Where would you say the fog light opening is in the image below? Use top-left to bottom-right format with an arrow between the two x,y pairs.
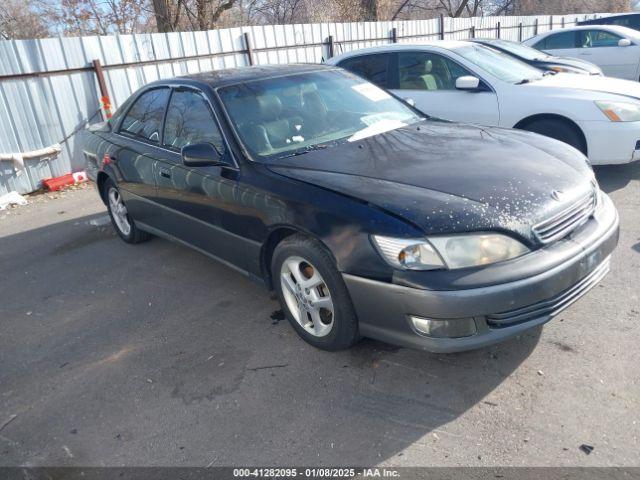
409,315 -> 477,339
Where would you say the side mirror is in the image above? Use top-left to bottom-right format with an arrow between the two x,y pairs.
618,38 -> 632,47
181,143 -> 223,167
403,97 -> 416,107
455,76 -> 481,91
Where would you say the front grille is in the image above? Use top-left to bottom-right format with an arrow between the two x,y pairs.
486,257 -> 610,328
532,190 -> 597,244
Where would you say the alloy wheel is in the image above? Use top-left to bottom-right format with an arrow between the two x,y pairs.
108,187 -> 132,236
280,255 -> 334,337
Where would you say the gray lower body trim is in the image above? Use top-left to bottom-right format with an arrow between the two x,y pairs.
343,198 -> 620,353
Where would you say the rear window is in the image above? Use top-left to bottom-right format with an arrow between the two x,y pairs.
537,31 -> 577,50
119,88 -> 170,143
338,54 -> 390,88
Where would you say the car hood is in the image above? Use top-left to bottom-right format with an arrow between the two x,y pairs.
541,56 -> 603,75
529,72 -> 640,99
267,121 -> 595,244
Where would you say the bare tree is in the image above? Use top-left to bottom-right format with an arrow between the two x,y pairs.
392,0 -> 481,19
0,0 -> 50,39
39,0 -> 152,36
514,0 -> 630,14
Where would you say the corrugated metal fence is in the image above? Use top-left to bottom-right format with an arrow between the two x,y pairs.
0,13 -> 606,195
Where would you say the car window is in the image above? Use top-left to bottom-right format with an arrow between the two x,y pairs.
581,29 -> 623,48
539,31 -> 577,50
218,69 -> 422,159
397,51 -> 473,91
119,88 -> 170,143
337,54 -> 390,88
163,90 -> 226,154
611,17 -> 632,27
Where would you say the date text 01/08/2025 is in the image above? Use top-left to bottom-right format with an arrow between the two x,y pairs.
232,468 -> 400,477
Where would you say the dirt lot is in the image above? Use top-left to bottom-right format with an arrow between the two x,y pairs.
0,163 -> 638,467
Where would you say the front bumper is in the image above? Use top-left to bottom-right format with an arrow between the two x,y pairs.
581,120 -> 640,165
343,194 -> 619,353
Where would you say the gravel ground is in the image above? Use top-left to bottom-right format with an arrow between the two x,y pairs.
0,163 -> 638,467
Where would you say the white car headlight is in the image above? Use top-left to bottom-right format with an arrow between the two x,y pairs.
372,233 -> 529,270
595,100 -> 640,122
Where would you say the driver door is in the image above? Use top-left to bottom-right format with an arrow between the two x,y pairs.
388,51 -> 500,126
151,87 -> 247,270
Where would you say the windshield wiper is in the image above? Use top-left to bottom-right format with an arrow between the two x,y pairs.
515,76 -> 544,85
278,143 -> 329,159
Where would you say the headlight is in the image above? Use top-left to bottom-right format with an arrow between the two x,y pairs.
372,233 -> 529,270
595,100 -> 640,122
372,236 -> 445,270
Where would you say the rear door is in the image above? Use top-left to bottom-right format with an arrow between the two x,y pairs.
577,29 -> 640,79
152,87 -> 248,270
113,87 -> 170,228
534,30 -> 580,58
388,50 -> 500,125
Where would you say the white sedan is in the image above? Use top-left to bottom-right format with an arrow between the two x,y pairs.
523,25 -> 640,81
327,41 -> 640,165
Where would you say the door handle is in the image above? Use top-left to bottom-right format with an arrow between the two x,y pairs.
159,168 -> 171,179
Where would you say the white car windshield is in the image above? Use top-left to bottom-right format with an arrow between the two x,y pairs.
217,69 -> 423,160
607,25 -> 640,41
485,39 -> 551,61
455,44 -> 544,84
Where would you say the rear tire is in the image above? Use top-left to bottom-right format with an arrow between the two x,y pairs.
104,178 -> 152,244
272,234 -> 359,351
520,118 -> 587,155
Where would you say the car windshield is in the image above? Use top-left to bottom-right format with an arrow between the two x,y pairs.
217,69 -> 423,160
484,39 -> 551,61
608,25 -> 640,41
454,44 -> 544,84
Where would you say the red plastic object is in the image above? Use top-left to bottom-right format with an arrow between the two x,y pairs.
42,171 -> 88,191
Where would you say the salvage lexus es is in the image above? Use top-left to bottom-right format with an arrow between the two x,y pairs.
80,64 -> 619,353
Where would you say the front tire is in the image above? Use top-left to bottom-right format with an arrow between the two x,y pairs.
272,234 -> 359,351
104,179 -> 151,244
520,118 -> 587,155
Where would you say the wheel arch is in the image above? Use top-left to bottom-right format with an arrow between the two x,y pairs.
513,113 -> 588,155
96,171 -> 113,205
260,225 -> 337,291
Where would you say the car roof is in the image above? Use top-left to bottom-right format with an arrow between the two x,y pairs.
529,24 -> 639,38
581,12 -> 640,21
328,40 -> 471,62
148,63 -> 335,89
470,38 -> 517,45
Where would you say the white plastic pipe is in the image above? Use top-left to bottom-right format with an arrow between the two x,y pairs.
0,144 -> 62,174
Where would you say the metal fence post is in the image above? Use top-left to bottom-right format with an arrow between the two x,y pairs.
92,59 -> 111,120
243,32 -> 254,66
549,15 -> 553,30
439,14 -> 445,40
561,17 -> 565,28
327,35 -> 335,59
391,27 -> 397,43
470,26 -> 475,39
518,22 -> 523,42
497,21 -> 501,39
534,18 -> 539,36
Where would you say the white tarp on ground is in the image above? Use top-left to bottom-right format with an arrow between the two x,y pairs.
0,191 -> 28,210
